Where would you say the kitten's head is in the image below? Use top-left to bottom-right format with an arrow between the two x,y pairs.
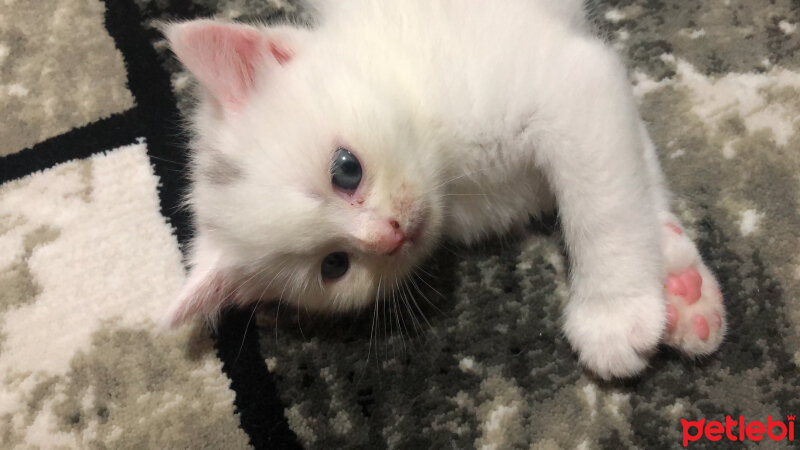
163,20 -> 444,327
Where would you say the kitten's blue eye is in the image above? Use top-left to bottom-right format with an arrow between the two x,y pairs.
331,148 -> 362,191
321,252 -> 349,279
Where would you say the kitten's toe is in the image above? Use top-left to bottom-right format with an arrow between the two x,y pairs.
662,263 -> 726,355
564,293 -> 664,380
577,337 -> 650,380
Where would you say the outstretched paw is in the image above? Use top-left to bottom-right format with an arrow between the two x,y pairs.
661,221 -> 726,355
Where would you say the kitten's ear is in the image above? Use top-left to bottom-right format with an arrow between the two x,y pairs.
164,20 -> 299,111
163,237 -> 239,328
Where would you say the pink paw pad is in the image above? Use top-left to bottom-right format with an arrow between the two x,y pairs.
665,223 -> 683,235
692,314 -> 710,340
666,267 -> 703,304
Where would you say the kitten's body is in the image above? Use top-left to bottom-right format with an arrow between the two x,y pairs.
165,0 -> 726,379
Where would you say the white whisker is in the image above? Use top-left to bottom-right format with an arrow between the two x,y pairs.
409,273 -> 443,320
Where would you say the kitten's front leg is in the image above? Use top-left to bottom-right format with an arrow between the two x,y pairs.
555,174 -> 666,380
533,38 -> 668,378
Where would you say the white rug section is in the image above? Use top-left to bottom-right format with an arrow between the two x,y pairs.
0,142 -> 185,375
0,142 -> 199,448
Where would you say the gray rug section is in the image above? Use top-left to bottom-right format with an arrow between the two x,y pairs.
0,0 -> 134,156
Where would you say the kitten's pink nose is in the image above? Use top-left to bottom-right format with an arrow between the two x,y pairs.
373,219 -> 406,255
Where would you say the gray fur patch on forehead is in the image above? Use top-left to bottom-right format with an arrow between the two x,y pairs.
199,151 -> 244,185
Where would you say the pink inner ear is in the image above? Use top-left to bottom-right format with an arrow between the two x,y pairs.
269,42 -> 293,65
165,270 -> 235,328
168,21 -> 292,111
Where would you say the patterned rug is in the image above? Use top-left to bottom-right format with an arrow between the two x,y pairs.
2,0 -> 799,448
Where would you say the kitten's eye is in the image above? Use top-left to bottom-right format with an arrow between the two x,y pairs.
331,148 -> 362,192
321,252 -> 349,279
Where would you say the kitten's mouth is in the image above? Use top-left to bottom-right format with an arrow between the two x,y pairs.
387,221 -> 424,256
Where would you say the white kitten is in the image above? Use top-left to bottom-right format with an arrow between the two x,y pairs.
163,0 -> 726,379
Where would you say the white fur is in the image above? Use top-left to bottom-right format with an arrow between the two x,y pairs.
165,0 -> 726,379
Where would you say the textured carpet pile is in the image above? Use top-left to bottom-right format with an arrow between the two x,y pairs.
1,0 -> 799,448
